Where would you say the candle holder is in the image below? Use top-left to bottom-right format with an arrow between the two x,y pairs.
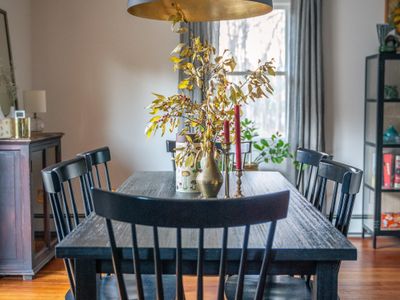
234,169 -> 244,198
222,142 -> 231,198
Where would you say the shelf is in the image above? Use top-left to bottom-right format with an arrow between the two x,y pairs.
382,144 -> 400,148
379,228 -> 400,232
365,183 -> 400,193
366,98 -> 400,103
384,99 -> 400,103
381,188 -> 400,193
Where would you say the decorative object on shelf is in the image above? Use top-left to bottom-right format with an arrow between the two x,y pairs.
23,90 -> 47,132
384,85 -> 399,99
383,153 -> 394,188
377,24 -> 398,53
13,117 -> 30,139
383,125 -> 399,144
386,0 -> 400,34
223,120 -> 231,198
386,0 -> 400,52
14,110 -> 25,118
127,0 -> 273,22
195,141 -> 223,198
175,134 -> 200,193
6,105 -> 15,118
0,9 -> 18,117
394,155 -> 400,188
381,212 -> 400,230
0,118 -> 12,138
145,10 -> 276,198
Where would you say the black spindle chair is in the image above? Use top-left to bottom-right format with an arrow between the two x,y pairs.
312,159 -> 363,237
166,140 -> 177,171
295,148 -> 331,201
92,189 -> 292,300
79,146 -> 112,191
42,157 -> 93,299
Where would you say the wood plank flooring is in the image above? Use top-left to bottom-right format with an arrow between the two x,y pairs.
0,237 -> 399,299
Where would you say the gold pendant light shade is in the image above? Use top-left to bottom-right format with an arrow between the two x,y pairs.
127,0 -> 273,22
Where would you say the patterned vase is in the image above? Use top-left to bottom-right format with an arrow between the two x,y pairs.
175,135 -> 200,193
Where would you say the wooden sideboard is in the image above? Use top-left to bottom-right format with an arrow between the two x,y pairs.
0,133 -> 63,279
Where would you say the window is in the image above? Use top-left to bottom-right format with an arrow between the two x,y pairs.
219,2 -> 289,138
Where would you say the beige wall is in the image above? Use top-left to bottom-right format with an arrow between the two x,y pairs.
31,0 -> 178,185
2,0 -> 388,233
0,0 -> 32,106
324,0 -> 385,233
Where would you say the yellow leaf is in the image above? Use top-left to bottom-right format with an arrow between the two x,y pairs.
145,123 -> 156,138
171,43 -> 185,55
152,93 -> 166,100
178,79 -> 190,89
170,56 -> 182,64
185,135 -> 193,144
149,116 -> 161,123
268,68 -> 276,76
185,154 -> 194,168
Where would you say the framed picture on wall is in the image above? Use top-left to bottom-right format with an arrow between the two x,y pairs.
385,0 -> 400,23
0,8 -> 17,115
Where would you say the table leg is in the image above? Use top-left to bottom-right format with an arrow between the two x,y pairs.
313,261 -> 340,300
75,259 -> 97,300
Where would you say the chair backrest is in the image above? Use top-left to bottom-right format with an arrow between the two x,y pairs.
295,147 -> 331,201
312,159 -> 363,236
42,157 -> 93,239
166,140 -> 223,171
79,146 -> 112,190
93,189 -> 290,300
166,140 -> 177,171
41,157 -> 92,298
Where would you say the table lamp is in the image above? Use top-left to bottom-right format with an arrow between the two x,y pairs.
23,90 -> 47,132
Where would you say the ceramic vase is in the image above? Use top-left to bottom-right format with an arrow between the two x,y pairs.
175,135 -> 200,193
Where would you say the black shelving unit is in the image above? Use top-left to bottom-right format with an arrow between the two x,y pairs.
362,53 -> 400,248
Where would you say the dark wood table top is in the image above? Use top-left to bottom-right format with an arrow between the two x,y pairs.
56,171 -> 356,262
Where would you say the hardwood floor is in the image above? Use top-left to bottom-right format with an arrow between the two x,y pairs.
0,237 -> 399,299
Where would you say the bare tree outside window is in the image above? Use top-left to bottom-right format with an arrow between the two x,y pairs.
219,7 -> 288,138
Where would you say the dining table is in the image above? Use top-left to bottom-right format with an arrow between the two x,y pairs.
56,171 -> 357,300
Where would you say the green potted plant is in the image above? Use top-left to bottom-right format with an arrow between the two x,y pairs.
241,118 -> 292,170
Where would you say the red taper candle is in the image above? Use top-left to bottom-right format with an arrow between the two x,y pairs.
234,105 -> 242,170
223,120 -> 230,144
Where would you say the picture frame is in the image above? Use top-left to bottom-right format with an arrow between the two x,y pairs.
0,9 -> 17,115
14,110 -> 25,119
385,0 -> 400,23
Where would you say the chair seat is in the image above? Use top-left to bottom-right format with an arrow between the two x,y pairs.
98,274 -> 176,300
225,275 -> 311,300
64,275 -> 177,300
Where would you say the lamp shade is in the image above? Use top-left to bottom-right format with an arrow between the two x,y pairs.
23,90 -> 47,113
127,0 -> 273,22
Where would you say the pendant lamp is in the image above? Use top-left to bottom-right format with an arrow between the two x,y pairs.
127,0 -> 273,22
